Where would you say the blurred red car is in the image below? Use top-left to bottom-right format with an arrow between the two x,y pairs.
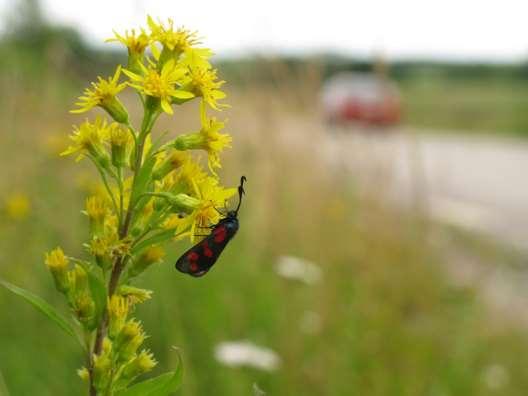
321,72 -> 401,126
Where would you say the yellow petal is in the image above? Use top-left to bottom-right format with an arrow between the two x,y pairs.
161,100 -> 173,114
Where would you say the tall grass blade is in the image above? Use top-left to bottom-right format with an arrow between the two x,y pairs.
0,279 -> 79,345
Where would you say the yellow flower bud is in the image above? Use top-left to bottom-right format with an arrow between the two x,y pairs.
121,349 -> 157,381
74,293 -> 95,327
90,237 -> 112,271
45,247 -> 70,294
109,123 -> 131,168
153,192 -> 200,213
108,295 -> 129,339
115,320 -> 145,362
144,245 -> 165,262
152,150 -> 190,180
128,246 -> 165,278
77,367 -> 90,382
67,265 -> 95,327
172,133 -> 204,151
85,195 -> 107,236
68,265 -> 88,292
136,349 -> 157,371
103,96 -> 129,124
93,350 -> 112,392
118,285 -> 153,305
102,337 -> 113,354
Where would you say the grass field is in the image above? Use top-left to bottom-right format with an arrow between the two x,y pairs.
2,52 -> 528,396
400,77 -> 528,135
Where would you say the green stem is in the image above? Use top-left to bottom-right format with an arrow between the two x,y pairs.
137,192 -> 171,203
129,205 -> 172,253
85,331 -> 96,396
91,159 -> 119,219
91,109 -> 159,386
121,110 -> 160,238
117,167 -> 124,229
125,121 -> 138,147
131,226 -> 154,249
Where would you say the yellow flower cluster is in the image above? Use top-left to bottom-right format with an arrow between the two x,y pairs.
64,16 -> 234,243
49,16 -> 238,394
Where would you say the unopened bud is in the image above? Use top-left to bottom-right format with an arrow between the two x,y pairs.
115,320 -> 145,362
128,246 -> 165,278
108,295 -> 129,339
77,367 -> 90,382
172,132 -> 204,151
93,348 -> 112,392
152,150 -> 189,180
118,285 -> 153,305
70,265 -> 89,295
45,247 -> 70,294
109,123 -> 131,168
121,349 -> 157,381
74,293 -> 95,328
154,192 -> 200,213
90,237 -> 112,271
103,96 -> 129,124
85,196 -> 107,236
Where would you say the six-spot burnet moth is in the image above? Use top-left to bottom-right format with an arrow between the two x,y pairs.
175,176 -> 247,277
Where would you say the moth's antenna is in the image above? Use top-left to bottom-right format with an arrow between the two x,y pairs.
235,176 -> 247,215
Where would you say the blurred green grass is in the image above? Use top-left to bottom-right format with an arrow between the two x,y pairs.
400,77 -> 528,135
3,10 -> 528,392
2,63 -> 528,396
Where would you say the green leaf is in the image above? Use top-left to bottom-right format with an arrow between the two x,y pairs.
133,154 -> 157,202
131,229 -> 176,256
118,351 -> 183,396
130,153 -> 158,223
149,131 -> 170,155
0,279 -> 80,345
87,271 -> 107,330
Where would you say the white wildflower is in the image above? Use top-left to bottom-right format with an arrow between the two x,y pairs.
275,255 -> 322,284
482,364 -> 509,390
214,341 -> 281,371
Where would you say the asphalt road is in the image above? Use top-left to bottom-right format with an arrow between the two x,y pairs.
322,128 -> 528,250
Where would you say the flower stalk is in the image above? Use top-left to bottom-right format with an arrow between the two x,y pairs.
47,16 -> 236,395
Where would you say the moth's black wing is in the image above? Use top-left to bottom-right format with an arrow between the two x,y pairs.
175,219 -> 239,277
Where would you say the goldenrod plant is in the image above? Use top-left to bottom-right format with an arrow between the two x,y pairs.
1,16 -> 235,396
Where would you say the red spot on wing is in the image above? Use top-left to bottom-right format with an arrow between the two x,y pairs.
188,252 -> 199,261
189,262 -> 199,272
213,226 -> 227,243
203,241 -> 214,258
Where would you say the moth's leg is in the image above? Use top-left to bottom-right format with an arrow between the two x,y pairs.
213,206 -> 226,216
196,225 -> 216,229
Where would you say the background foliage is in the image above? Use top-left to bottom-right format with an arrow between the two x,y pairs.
2,1 -> 528,395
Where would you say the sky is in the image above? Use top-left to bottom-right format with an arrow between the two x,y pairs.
1,0 -> 528,61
